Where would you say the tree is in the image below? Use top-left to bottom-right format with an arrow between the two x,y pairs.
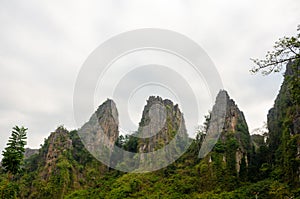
251,25 -> 300,104
250,25 -> 300,75
1,126 -> 27,176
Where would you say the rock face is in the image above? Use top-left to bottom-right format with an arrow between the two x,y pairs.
24,148 -> 39,159
138,96 -> 188,153
223,91 -> 250,146
201,90 -> 251,173
267,60 -> 300,185
268,60 -> 300,150
43,126 -> 72,178
222,90 -> 251,173
79,99 -> 119,167
136,96 -> 189,170
198,90 -> 228,158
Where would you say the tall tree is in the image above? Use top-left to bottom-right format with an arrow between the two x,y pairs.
2,126 -> 27,176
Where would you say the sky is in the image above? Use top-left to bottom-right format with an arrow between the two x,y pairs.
0,0 -> 299,157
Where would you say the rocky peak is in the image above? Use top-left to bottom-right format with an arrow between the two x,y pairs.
95,99 -> 119,147
267,60 -> 300,185
134,96 -> 189,170
200,90 -> 251,173
78,99 -> 119,167
43,126 -> 72,178
267,60 -> 300,151
222,91 -> 251,172
138,96 -> 188,153
222,91 -> 250,147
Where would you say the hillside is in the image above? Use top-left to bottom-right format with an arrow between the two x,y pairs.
0,61 -> 299,198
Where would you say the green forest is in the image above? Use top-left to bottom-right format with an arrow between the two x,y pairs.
0,29 -> 299,199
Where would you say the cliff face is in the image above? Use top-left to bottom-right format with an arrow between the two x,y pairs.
201,90 -> 251,174
135,96 -> 189,170
24,148 -> 39,159
42,126 -> 72,179
268,60 -> 300,150
78,99 -> 119,167
21,100 -> 120,198
138,96 -> 188,153
267,60 -> 300,185
223,91 -> 251,173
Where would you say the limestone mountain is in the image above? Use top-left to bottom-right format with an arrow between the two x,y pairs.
1,65 -> 299,198
16,99 -> 121,198
112,96 -> 190,172
199,90 -> 251,180
136,96 -> 189,171
79,99 -> 119,168
41,126 -> 73,179
17,126 -> 108,198
138,96 -> 188,152
266,59 -> 300,186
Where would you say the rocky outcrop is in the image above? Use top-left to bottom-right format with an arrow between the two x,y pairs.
43,126 -> 72,178
78,99 -> 119,167
200,90 -> 251,173
221,91 -> 251,151
267,59 -> 300,185
138,96 -> 188,153
223,90 -> 251,173
136,96 -> 189,170
198,90 -> 228,158
267,60 -> 300,150
24,148 -> 39,159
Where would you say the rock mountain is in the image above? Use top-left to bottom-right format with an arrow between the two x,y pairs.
3,61 -> 299,198
200,90 -> 251,176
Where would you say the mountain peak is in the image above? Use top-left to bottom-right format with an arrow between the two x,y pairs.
42,126 -> 72,178
217,89 -> 230,99
200,90 -> 251,173
79,99 -> 119,167
95,99 -> 118,123
136,96 -> 189,169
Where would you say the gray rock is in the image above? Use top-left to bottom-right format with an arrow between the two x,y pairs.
24,148 -> 39,159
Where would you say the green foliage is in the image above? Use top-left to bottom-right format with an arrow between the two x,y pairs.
195,179 -> 298,199
0,175 -> 19,199
2,126 -> 27,176
0,121 -> 299,199
1,55 -> 299,198
251,28 -> 300,186
265,57 -> 300,187
123,134 -> 139,153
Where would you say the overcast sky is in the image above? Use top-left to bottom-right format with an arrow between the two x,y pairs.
0,0 -> 299,157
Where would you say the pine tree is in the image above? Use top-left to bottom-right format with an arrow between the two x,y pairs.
2,126 -> 27,175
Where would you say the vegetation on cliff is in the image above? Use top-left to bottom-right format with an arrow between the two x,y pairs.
0,27 -> 299,199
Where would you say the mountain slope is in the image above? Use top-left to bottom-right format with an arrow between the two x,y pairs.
1,69 -> 300,198
267,59 -> 300,186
